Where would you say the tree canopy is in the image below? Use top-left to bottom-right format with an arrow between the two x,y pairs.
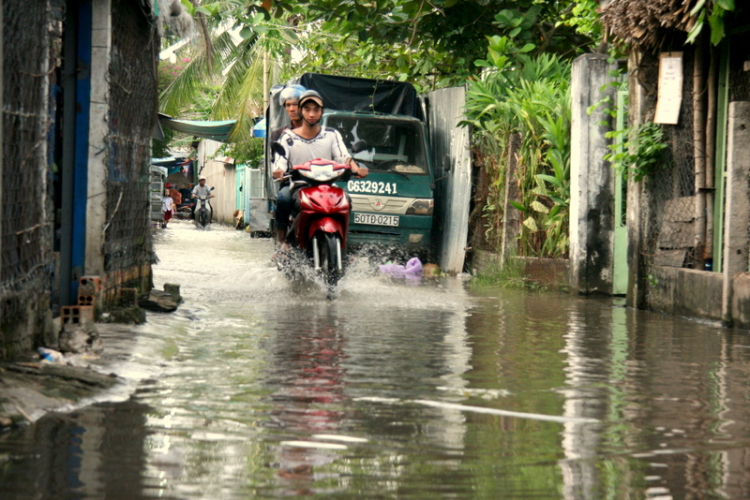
253,0 -> 601,86
158,0 -> 602,136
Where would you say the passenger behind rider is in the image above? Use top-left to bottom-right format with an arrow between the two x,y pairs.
272,90 -> 369,247
270,85 -> 306,144
191,175 -> 214,220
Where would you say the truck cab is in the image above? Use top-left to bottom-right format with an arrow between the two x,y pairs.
323,111 -> 434,255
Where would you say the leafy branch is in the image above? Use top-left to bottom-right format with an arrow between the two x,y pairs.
605,122 -> 668,182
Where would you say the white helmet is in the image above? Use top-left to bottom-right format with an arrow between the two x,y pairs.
199,175 -> 206,181
278,84 -> 306,106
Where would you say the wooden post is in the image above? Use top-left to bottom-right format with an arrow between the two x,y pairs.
705,47 -> 718,263
500,133 -> 522,266
693,35 -> 707,265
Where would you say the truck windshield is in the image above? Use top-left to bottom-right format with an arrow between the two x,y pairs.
326,115 -> 428,175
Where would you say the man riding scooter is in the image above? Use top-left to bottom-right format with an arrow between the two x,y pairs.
272,89 -> 368,251
192,175 -> 215,227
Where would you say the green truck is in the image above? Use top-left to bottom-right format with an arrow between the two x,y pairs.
267,73 -> 438,259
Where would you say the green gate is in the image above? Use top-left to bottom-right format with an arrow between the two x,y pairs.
613,86 -> 629,295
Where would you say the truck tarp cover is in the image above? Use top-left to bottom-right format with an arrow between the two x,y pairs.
295,73 -> 423,119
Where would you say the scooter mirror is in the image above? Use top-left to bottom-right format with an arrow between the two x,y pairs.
351,140 -> 368,154
271,142 -> 286,158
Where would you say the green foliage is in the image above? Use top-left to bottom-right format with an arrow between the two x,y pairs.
159,2 -> 293,142
471,257 -> 557,292
217,138 -> 265,166
687,0 -> 736,45
264,0 -> 600,87
464,36 -> 571,258
152,128 -> 175,158
588,72 -> 667,183
471,256 -> 531,289
159,0 -> 603,128
558,0 -> 603,43
473,130 -> 510,250
605,122 -> 668,182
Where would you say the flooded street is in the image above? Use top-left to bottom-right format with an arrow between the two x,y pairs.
4,221 -> 750,499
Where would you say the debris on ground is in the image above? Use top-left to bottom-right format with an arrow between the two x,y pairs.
59,320 -> 103,354
138,288 -> 180,313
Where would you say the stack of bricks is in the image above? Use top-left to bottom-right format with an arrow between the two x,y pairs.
61,276 -> 102,327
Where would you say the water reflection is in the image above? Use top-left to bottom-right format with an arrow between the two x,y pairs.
0,400 -> 151,500
4,225 -> 750,499
263,306 -> 350,494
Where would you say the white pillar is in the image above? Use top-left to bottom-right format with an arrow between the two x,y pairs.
721,102 -> 750,324
570,54 -> 619,294
85,0 -> 112,275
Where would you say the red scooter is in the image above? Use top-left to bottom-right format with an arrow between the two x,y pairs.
272,144 -> 351,294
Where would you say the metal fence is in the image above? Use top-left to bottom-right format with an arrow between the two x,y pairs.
1,0 -> 60,348
102,0 -> 159,277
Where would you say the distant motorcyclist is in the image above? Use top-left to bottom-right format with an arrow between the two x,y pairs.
191,175 -> 214,220
272,90 -> 368,247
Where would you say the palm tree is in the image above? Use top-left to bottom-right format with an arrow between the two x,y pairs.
159,2 -> 298,142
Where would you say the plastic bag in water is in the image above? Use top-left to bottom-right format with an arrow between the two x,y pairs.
379,257 -> 423,283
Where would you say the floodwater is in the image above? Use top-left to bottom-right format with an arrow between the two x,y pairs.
4,223 -> 750,499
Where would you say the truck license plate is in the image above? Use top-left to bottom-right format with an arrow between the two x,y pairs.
354,213 -> 399,227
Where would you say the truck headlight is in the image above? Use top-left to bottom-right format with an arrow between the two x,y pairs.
406,198 -> 433,215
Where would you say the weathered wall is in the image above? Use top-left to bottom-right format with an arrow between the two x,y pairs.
646,266 -> 723,321
0,0 -> 61,358
428,86 -> 471,274
625,51 -> 658,310
731,273 -> 750,329
85,0 -> 112,276
2,0 -> 160,358
570,54 -> 619,295
721,102 -> 750,324
101,0 -> 159,306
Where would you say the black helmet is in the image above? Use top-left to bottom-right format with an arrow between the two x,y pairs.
298,89 -> 324,108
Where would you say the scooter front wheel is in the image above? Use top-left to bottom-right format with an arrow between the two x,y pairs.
197,210 -> 207,228
314,232 -> 343,292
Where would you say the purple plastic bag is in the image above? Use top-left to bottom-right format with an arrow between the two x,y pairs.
379,257 -> 423,283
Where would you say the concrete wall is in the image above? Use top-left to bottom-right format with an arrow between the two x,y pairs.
427,86 -> 471,274
731,273 -> 750,328
646,266 -> 723,321
721,102 -> 750,325
85,0 -> 111,276
0,0 -> 58,358
570,54 -> 619,295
